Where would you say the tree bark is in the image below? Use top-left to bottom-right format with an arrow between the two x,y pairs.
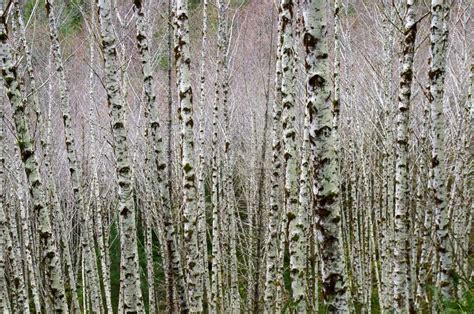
264,5 -> 283,312
45,1 -> 101,310
96,0 -> 144,311
210,1 -> 226,311
429,0 -> 452,299
174,0 -> 203,310
197,0 -> 211,308
394,0 -> 417,311
281,0 -> 306,311
302,0 -> 348,311
0,9 -> 68,312
0,72 -> 7,313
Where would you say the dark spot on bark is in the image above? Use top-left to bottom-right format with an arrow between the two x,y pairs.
133,0 -> 143,10
317,53 -> 328,60
309,74 -> 325,88
303,33 -> 318,50
120,206 -> 129,216
183,163 -> 193,173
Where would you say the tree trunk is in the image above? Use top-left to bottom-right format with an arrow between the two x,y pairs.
429,0 -> 452,299
264,5 -> 283,312
302,0 -> 348,311
85,12 -> 113,311
0,10 -> 68,312
281,0 -> 306,311
95,0 -> 144,311
0,74 -> 7,312
197,0 -> 211,308
45,1 -> 101,310
174,0 -> 203,310
394,0 -> 417,311
210,1 -> 226,311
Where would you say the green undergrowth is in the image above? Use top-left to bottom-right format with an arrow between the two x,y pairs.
23,0 -> 85,37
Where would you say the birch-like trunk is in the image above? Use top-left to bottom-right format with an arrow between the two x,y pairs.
281,0 -> 306,311
86,14 -> 113,312
44,51 -> 81,313
0,8 -> 68,311
220,18 -> 240,313
333,0 -> 340,129
12,3 -> 56,310
6,179 -> 29,312
429,0 -> 452,299
45,1 -> 102,310
197,0 -> 211,306
297,79 -> 311,313
174,0 -> 203,310
302,0 -> 348,311
394,0 -> 417,311
0,73 -> 7,313
96,0 -> 143,310
380,2 -> 395,310
133,0 -> 188,311
210,1 -> 226,311
16,162 -> 41,313
263,6 -> 283,311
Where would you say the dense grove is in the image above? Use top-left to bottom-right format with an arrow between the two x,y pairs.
0,0 -> 472,313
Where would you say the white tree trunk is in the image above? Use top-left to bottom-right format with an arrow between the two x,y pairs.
380,2 -> 395,310
264,7 -> 283,312
210,1 -> 227,311
197,0 -> 211,306
132,0 -> 188,311
174,0 -> 203,310
6,182 -> 29,312
302,0 -> 348,311
0,10 -> 68,312
86,14 -> 113,312
281,0 -> 306,311
45,1 -> 101,310
429,0 -> 452,299
0,76 -> 7,312
96,0 -> 144,311
394,0 -> 417,311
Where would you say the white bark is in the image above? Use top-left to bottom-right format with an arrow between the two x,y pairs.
45,1 -> 102,310
132,1 -> 188,311
210,1 -> 226,311
333,0 -> 340,129
96,0 -> 144,310
86,16 -> 113,312
16,165 -> 41,312
174,0 -> 203,310
297,81 -> 311,313
281,0 -> 306,311
197,0 -> 211,306
394,0 -> 417,311
264,7 -> 283,312
429,0 -> 452,299
0,74 -> 7,312
302,0 -> 348,311
6,182 -> 29,312
1,9 -> 68,311
380,2 -> 395,310
221,36 -> 240,314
